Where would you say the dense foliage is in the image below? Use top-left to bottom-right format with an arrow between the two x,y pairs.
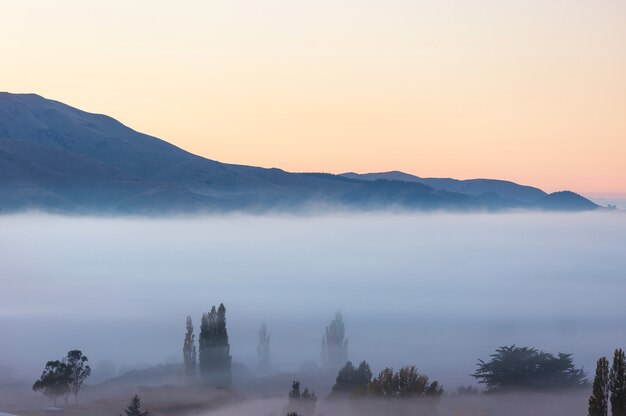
198,303 -> 232,387
32,350 -> 91,405
368,366 -> 443,398
331,361 -> 372,396
590,357 -> 610,416
472,345 -> 587,391
610,349 -> 626,416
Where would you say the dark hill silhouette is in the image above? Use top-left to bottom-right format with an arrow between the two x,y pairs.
0,92 -> 598,214
341,171 -> 546,204
537,191 -> 598,211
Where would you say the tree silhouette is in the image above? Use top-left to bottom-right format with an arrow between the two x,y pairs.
65,350 -> 91,403
321,312 -> 348,371
610,349 -> 626,416
257,322 -> 271,374
331,361 -> 372,396
590,357 -> 610,416
286,380 -> 316,416
32,360 -> 70,406
368,366 -> 443,398
183,316 -> 197,376
472,345 -> 587,391
198,303 -> 232,387
120,394 -> 150,416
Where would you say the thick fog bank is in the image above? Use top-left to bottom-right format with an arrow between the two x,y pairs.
1,211 -> 625,388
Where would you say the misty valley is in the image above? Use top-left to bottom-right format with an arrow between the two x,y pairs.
1,211 -> 625,416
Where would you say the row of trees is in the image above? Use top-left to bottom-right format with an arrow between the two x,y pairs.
185,310 -> 348,380
182,303 -> 232,387
32,350 -> 91,405
330,361 -> 443,399
589,349 -> 626,416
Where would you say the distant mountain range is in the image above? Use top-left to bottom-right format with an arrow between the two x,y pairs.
0,92 -> 599,214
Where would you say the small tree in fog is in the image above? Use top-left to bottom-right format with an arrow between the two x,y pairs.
331,361 -> 372,396
472,345 -> 587,391
120,394 -> 150,416
610,349 -> 626,416
32,360 -> 70,406
65,350 -> 91,403
183,316 -> 197,376
321,311 -> 348,371
589,357 -> 610,416
368,366 -> 443,398
257,322 -> 271,374
198,303 -> 232,387
286,380 -> 316,416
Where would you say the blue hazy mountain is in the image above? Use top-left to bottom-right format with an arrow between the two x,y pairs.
340,171 -> 547,204
0,92 -> 598,214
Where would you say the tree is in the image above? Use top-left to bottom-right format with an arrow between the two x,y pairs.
183,316 -> 197,376
32,360 -> 70,406
321,311 -> 348,371
120,394 -> 150,416
590,357 -> 610,416
331,361 -> 372,396
198,303 -> 232,387
257,322 -> 271,374
286,380 -> 316,416
65,350 -> 91,403
610,349 -> 626,416
368,366 -> 443,398
472,345 -> 587,392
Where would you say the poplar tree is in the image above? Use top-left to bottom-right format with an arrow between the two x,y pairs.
257,322 -> 271,374
183,316 -> 197,376
590,357 -> 610,416
610,349 -> 626,416
198,303 -> 232,387
321,312 -> 348,371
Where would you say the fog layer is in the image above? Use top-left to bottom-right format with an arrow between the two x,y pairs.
1,212 -> 625,387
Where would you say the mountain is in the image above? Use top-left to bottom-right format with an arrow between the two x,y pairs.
536,191 -> 600,211
341,171 -> 547,204
0,92 -> 598,214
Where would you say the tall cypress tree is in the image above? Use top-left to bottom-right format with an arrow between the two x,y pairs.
257,323 -> 271,374
321,312 -> 348,371
590,357 -> 610,416
610,349 -> 626,416
197,303 -> 231,387
183,316 -> 196,376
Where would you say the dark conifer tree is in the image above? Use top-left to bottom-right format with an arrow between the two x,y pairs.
198,303 -> 231,387
183,316 -> 197,376
590,357 -> 610,416
120,394 -> 150,416
331,360 -> 372,396
610,349 -> 626,416
286,380 -> 316,416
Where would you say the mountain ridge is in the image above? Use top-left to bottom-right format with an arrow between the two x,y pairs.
0,92 -> 598,214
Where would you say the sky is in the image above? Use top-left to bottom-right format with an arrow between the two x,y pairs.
1,0 -> 625,196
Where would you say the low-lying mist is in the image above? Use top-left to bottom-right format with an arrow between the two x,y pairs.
1,211 -> 625,391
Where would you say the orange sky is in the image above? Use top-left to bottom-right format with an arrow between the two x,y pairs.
1,0 -> 625,195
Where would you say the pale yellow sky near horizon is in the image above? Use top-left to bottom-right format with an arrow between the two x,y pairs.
1,0 -> 625,195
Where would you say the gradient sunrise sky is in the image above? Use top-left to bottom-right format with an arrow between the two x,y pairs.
2,0 -> 625,195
